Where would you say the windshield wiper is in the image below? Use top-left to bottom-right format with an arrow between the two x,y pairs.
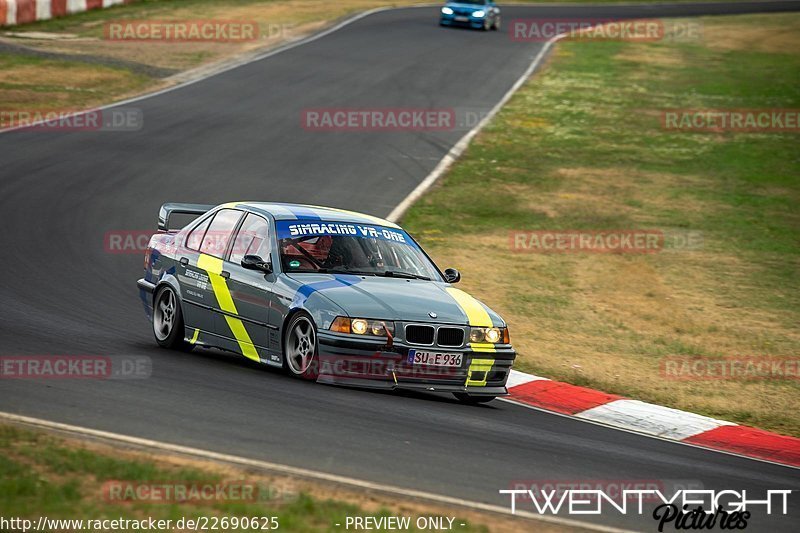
380,270 -> 430,281
318,267 -> 379,276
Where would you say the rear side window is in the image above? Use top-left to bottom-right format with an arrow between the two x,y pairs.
199,209 -> 242,258
229,213 -> 270,265
185,215 -> 212,251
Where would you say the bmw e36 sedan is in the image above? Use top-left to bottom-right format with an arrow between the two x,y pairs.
138,202 -> 515,403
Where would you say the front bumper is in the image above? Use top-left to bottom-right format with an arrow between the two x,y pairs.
316,331 -> 515,395
440,14 -> 486,29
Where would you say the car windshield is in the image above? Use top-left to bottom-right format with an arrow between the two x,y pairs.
277,220 -> 442,281
450,0 -> 487,4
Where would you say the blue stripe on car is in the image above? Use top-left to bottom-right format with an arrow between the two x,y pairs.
284,205 -> 322,220
291,275 -> 362,307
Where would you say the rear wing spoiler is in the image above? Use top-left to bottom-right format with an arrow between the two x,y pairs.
158,203 -> 215,231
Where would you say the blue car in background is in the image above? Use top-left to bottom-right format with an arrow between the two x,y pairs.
439,0 -> 501,31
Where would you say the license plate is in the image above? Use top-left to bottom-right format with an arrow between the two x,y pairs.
455,16 -> 469,22
407,350 -> 462,367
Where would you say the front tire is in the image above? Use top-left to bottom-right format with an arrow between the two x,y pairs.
153,285 -> 191,351
453,393 -> 496,404
283,313 -> 319,380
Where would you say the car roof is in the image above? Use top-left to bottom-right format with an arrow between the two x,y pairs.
229,202 -> 401,229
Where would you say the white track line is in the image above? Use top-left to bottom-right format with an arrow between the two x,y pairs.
0,411 -> 632,533
386,33 -> 564,222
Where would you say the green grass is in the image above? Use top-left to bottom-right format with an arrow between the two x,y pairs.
1,425 -> 487,532
403,14 -> 800,436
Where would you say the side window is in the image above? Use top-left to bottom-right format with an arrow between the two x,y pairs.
185,215 -> 212,251
230,213 -> 270,265
199,209 -> 242,258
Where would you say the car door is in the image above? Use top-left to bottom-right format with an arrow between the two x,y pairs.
177,212 -> 218,332
190,208 -> 249,351
221,212 -> 281,365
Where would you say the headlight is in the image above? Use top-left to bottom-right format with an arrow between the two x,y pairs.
469,327 -> 509,344
441,7 -> 454,14
331,317 -> 394,337
472,10 -> 485,17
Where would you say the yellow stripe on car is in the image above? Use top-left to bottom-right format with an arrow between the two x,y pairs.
470,343 -> 497,353
197,254 -> 260,361
466,358 -> 494,387
445,287 -> 496,353
189,328 -> 200,345
445,288 -> 493,326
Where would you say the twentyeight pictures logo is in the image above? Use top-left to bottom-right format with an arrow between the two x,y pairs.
500,488 -> 792,530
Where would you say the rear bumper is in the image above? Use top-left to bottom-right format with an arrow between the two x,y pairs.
137,278 -> 156,293
317,331 -> 515,394
137,278 -> 156,320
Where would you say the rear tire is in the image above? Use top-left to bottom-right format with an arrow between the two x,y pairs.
153,285 -> 192,351
283,313 -> 319,380
453,393 -> 496,404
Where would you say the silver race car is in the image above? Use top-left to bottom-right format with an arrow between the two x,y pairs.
138,202 -> 515,403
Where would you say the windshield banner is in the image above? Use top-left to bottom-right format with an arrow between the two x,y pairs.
276,220 -> 413,245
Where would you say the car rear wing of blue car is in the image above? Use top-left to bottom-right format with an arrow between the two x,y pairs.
158,202 -> 215,231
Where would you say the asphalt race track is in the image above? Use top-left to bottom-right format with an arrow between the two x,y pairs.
1,2 -> 799,531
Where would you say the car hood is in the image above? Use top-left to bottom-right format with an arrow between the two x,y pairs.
284,273 -> 503,326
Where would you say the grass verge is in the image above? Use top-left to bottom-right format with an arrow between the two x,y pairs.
1,423 -> 558,533
403,13 -> 800,436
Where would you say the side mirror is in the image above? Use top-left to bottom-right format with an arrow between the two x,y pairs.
241,254 -> 272,274
444,268 -> 461,284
